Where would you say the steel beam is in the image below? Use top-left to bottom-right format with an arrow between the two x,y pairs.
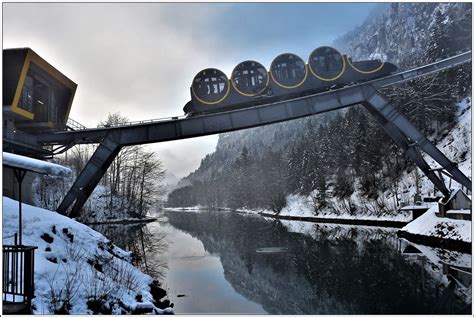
363,102 -> 450,196
56,131 -> 122,217
41,85 -> 373,147
365,90 -> 471,191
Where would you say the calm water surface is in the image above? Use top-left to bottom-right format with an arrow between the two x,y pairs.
91,210 -> 472,314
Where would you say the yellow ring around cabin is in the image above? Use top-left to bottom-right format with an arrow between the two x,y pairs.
308,46 -> 346,82
191,69 -> 231,105
270,54 -> 308,89
346,56 -> 385,74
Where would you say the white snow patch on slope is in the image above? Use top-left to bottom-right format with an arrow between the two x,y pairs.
279,194 -> 410,222
279,194 -> 314,217
2,197 -> 171,314
422,98 -> 471,192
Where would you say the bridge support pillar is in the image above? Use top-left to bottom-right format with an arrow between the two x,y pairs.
363,88 -> 471,197
363,102 -> 450,197
56,131 -> 122,218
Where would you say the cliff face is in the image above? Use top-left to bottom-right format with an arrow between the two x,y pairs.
334,3 -> 471,65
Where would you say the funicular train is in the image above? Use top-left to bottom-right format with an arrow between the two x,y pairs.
184,46 -> 397,116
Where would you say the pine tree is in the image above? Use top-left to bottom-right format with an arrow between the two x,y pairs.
424,9 -> 452,63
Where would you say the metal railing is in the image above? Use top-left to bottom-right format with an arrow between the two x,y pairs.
96,115 -> 185,129
2,245 -> 37,307
66,118 -> 87,131
3,127 -> 39,147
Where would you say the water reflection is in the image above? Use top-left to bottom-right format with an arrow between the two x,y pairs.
91,211 -> 471,314
90,222 -> 168,280
399,239 -> 472,310
163,211 -> 471,314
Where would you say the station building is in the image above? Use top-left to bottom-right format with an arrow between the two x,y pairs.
3,48 -> 77,203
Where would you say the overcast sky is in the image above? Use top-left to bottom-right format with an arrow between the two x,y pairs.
3,2 -> 377,182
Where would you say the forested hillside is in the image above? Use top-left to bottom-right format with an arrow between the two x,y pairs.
167,2 -> 471,214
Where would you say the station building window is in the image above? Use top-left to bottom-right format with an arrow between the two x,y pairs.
18,68 -> 62,123
19,75 -> 34,112
34,78 -> 50,122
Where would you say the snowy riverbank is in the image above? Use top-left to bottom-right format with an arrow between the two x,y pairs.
277,194 -> 411,222
401,205 -> 471,243
2,197 -> 173,314
164,205 -> 409,227
398,204 -> 471,252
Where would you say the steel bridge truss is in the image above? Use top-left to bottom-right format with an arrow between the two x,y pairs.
37,52 -> 471,217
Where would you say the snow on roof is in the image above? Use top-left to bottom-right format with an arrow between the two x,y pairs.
447,188 -> 471,202
3,152 -> 72,177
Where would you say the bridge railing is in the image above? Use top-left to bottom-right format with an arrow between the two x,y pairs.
66,118 -> 88,131
96,115 -> 186,128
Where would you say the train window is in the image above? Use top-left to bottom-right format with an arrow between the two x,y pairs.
192,68 -> 229,104
270,53 -> 307,88
309,46 -> 345,81
231,61 -> 268,96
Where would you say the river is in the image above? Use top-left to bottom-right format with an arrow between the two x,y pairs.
91,210 -> 472,314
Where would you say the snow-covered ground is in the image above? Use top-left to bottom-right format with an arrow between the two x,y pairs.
2,197 -> 172,314
279,194 -> 411,222
400,204 -> 471,243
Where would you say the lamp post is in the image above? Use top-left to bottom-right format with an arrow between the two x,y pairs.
13,168 -> 27,246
